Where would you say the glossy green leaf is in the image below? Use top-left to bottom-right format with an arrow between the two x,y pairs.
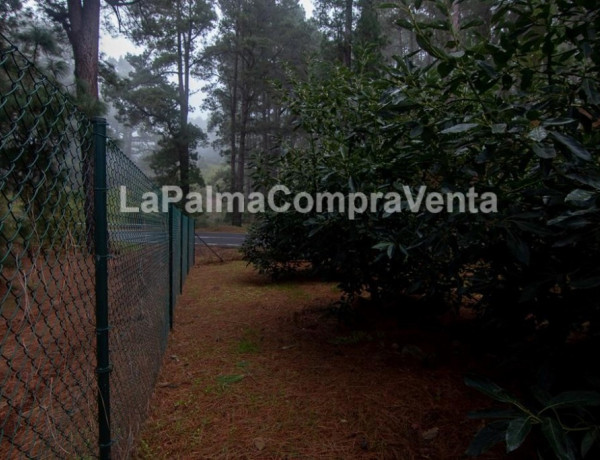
565,189 -> 594,203
416,34 -> 447,59
418,19 -> 449,31
546,391 -> 600,409
564,172 -> 600,190
477,60 -> 498,78
547,213 -> 592,229
462,18 -> 484,29
464,375 -> 520,404
550,131 -> 592,161
532,143 -> 556,159
541,418 -> 575,460
542,118 -> 576,127
395,18 -> 413,29
441,123 -> 480,134
581,428 -> 599,458
582,78 -> 600,105
506,417 -> 532,453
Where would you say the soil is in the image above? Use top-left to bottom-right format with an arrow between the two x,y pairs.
0,249 -> 98,459
134,248 -> 511,459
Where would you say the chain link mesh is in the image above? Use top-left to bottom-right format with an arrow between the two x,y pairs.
1,34 -> 195,458
181,215 -> 189,281
105,140 -> 171,458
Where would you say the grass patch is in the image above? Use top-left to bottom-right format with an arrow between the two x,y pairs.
236,328 -> 260,354
216,374 -> 245,388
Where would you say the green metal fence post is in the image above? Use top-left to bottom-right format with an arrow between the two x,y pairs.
189,218 -> 194,271
93,117 -> 112,460
180,213 -> 185,292
168,204 -> 174,330
185,215 -> 189,277
184,216 -> 189,276
192,219 -> 195,266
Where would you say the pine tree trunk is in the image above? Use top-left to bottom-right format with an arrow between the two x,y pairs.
451,1 -> 460,37
230,15 -> 242,226
175,2 -> 193,205
232,87 -> 249,227
344,0 -> 353,68
61,0 -> 101,251
69,0 -> 100,100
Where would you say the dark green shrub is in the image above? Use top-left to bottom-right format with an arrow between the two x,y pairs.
244,0 -> 600,345
243,1 -> 600,456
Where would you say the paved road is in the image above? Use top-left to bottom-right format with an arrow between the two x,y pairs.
195,232 -> 247,247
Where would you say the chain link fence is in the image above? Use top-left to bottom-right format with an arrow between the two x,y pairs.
1,34 -> 195,458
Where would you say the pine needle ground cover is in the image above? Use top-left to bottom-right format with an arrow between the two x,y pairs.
134,248 -> 510,459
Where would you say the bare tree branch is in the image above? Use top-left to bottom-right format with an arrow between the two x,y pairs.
103,0 -> 142,7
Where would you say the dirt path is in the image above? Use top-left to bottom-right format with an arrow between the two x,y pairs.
134,249 -> 502,459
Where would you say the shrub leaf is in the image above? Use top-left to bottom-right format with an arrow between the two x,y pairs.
550,131 -> 592,161
546,391 -> 600,409
541,418 -> 576,460
441,123 -> 480,134
506,417 -> 532,453
464,375 -> 520,404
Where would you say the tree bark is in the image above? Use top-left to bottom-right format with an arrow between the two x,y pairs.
230,11 -> 241,226
123,126 -> 133,157
343,0 -> 353,68
66,0 -> 101,99
231,85 -> 248,227
450,0 -> 460,38
47,0 -> 102,250
176,1 -> 191,204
